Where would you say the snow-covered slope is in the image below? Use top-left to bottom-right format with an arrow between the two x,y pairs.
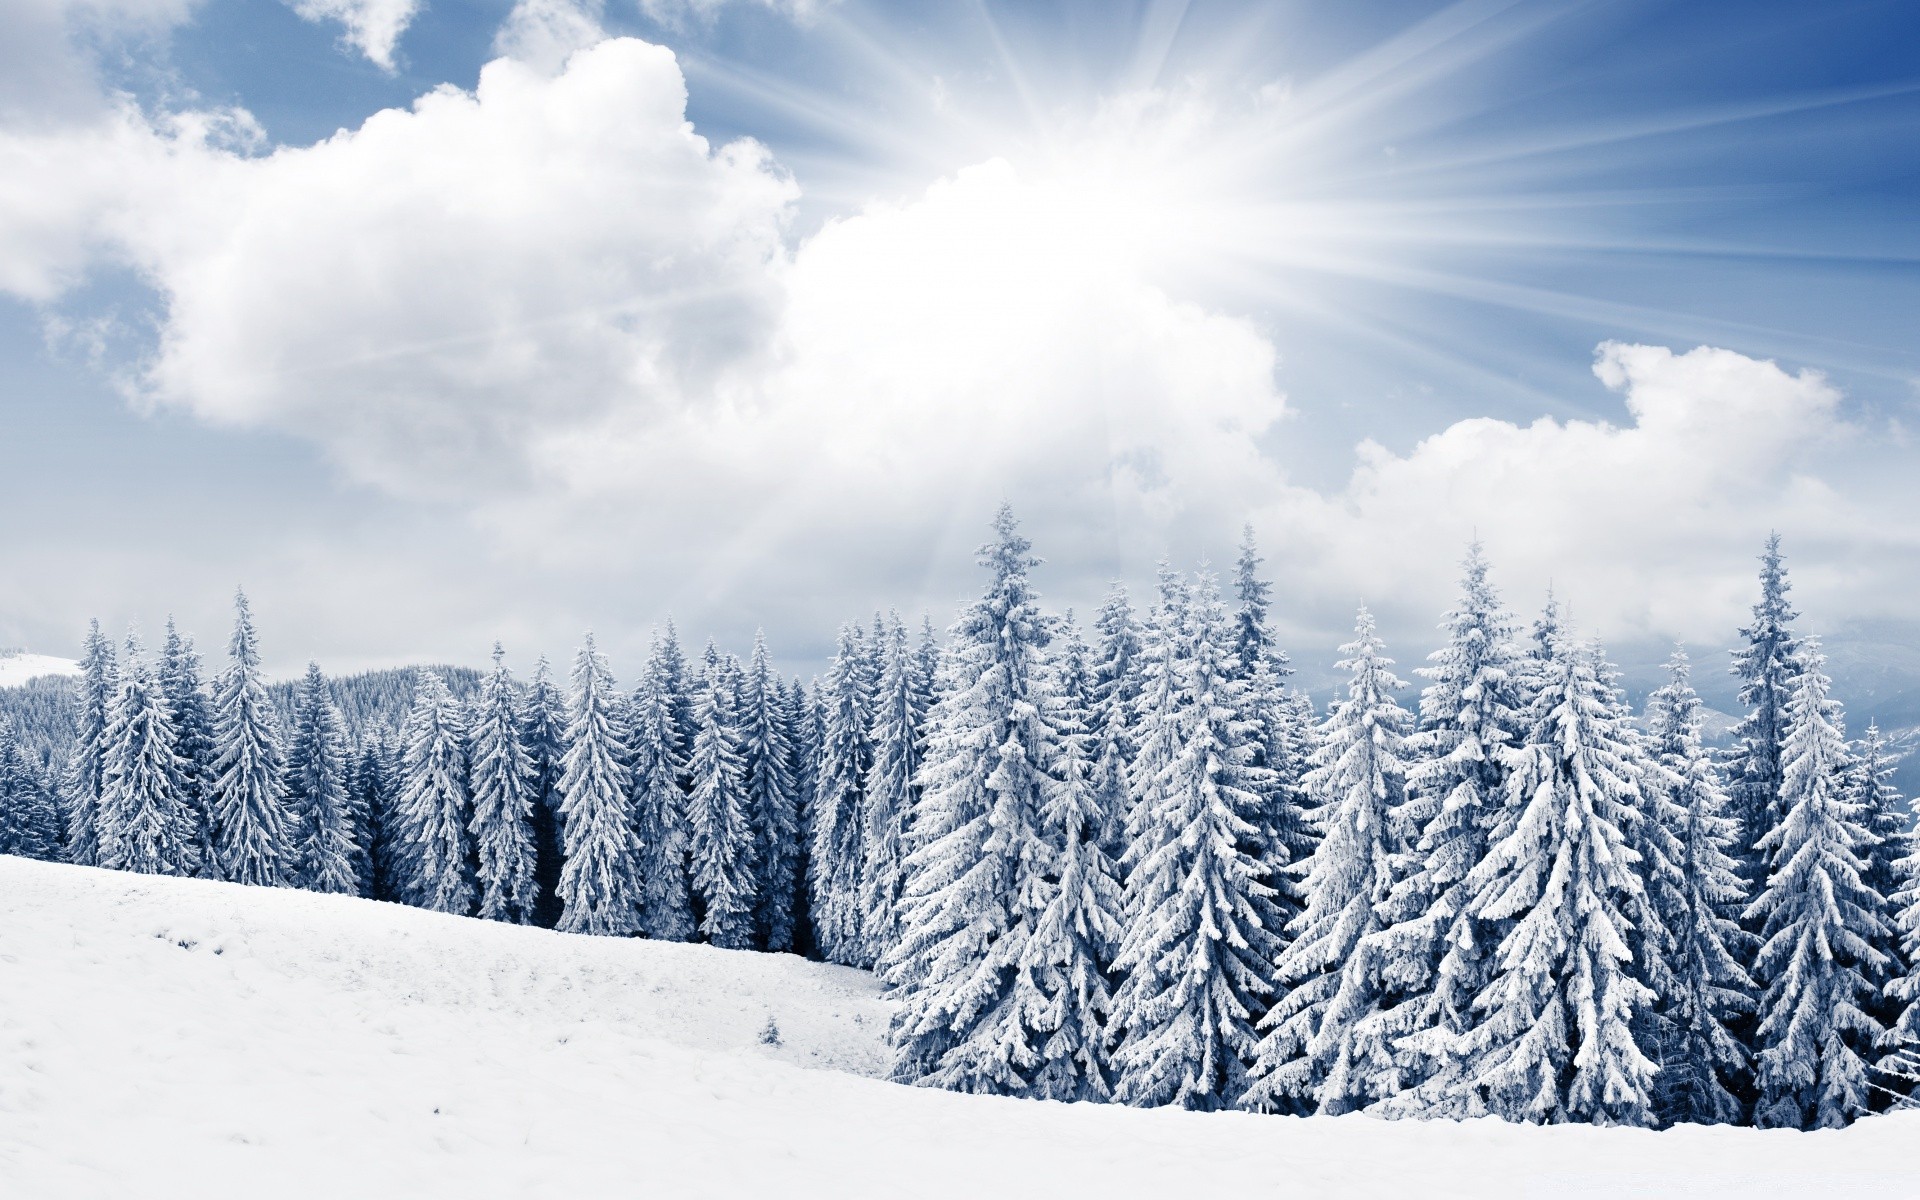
0,651 -> 78,687
2,858 -> 1913,1198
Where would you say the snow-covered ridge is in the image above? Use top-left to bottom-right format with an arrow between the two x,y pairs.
3,857 -> 1915,1199
0,650 -> 78,687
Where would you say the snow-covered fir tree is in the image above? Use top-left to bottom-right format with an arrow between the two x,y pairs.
860,615 -> 924,962
210,590 -> 290,886
555,635 -> 642,937
64,619 -> 117,867
1110,572 -> 1280,1111
1359,546 -> 1526,1118
157,619 -> 217,878
1025,615 -> 1123,1102
355,735 -> 403,902
468,645 -> 539,924
97,634 -> 194,875
810,622 -> 874,966
1745,639 -> 1891,1129
630,637 -> 694,942
1247,606 -> 1412,1115
741,632 -> 800,952
395,670 -> 474,914
0,720 -> 61,860
783,675 -> 819,956
886,506 -> 1060,1095
1640,648 -> 1752,1125
1089,584 -> 1143,864
1848,723 -> 1914,1009
688,657 -> 758,948
1447,632 -> 1656,1126
1727,535 -> 1803,897
284,662 -> 355,894
521,656 -> 569,928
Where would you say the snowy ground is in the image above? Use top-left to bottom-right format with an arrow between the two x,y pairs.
2,858 -> 1913,1199
0,652 -> 78,687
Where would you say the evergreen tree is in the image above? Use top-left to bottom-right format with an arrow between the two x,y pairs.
886,507 -> 1059,1095
1247,607 -> 1413,1115
285,662 -> 355,894
810,623 -> 874,966
356,734 -> 404,902
688,658 -> 758,948
210,591 -> 290,886
468,645 -> 539,924
555,636 -> 642,936
1640,648 -> 1752,1125
157,619 -> 217,877
742,632 -> 801,952
1848,723 -> 1913,1005
783,676 -> 820,957
1089,585 -> 1143,864
1230,524 -> 1291,680
521,656 -> 569,928
1110,572 -> 1279,1110
861,615 -> 924,962
65,619 -> 117,866
1449,634 -> 1657,1126
97,635 -> 195,875
395,670 -> 474,914
1025,615 -> 1123,1102
1746,640 -> 1891,1129
1727,535 -> 1803,897
1358,546 -> 1527,1117
0,720 -> 61,860
1890,783 -> 1920,1054
631,638 -> 695,941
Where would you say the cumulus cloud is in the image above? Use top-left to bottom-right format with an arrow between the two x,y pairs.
287,0 -> 421,72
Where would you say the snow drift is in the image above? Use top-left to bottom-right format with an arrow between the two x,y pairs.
0,856 -> 1912,1198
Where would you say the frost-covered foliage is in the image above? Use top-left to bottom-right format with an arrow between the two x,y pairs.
689,656 -> 758,949
1727,535 -> 1803,896
211,591 -> 290,887
65,620 -> 117,867
520,655 -> 568,927
157,620 -> 217,878
468,646 -> 539,924
1089,584 -> 1143,864
861,615 -> 926,962
810,623 -> 874,967
1746,641 -> 1891,1130
285,663 -> 355,895
395,670 -> 473,915
555,636 -> 641,937
1641,649 -> 1752,1126
742,633 -> 801,952
1248,607 -> 1411,1115
1111,573 -> 1279,1111
0,719 -> 60,860
887,507 -> 1060,1096
630,637 -> 694,942
97,636 -> 195,876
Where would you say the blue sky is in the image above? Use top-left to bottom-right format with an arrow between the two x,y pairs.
2,0 -> 1917,684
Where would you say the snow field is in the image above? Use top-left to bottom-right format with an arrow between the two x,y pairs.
2,855 -> 1914,1199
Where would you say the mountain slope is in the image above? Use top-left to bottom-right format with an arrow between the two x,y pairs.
1,857 -> 1914,1198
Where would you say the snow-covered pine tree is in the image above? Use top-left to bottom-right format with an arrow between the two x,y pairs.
657,621 -> 697,782
97,634 -> 194,875
1447,631 -> 1657,1126
1848,723 -> 1913,1008
1110,571 -> 1280,1111
688,657 -> 757,948
1089,584 -> 1143,864
555,635 -> 642,936
1024,614 -> 1123,1102
521,655 -> 569,928
64,619 -> 117,866
886,506 -> 1059,1095
284,662 -> 356,894
1640,648 -> 1752,1125
1746,639 -> 1892,1129
741,632 -> 800,952
1891,779 -> 1920,1057
1356,545 -> 1527,1118
0,720 -> 61,860
1727,535 -> 1803,898
630,637 -> 694,942
810,623 -> 874,966
341,736 -> 373,896
395,670 -> 474,914
210,590 -> 290,886
1246,606 -> 1413,1115
783,675 -> 819,956
357,734 -> 404,902
157,619 -> 217,877
1231,524 -> 1291,680
468,645 -> 539,924
861,615 -> 924,962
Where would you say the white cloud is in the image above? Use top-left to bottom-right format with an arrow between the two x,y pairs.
637,0 -> 831,27
492,0 -> 606,73
287,0 -> 421,72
